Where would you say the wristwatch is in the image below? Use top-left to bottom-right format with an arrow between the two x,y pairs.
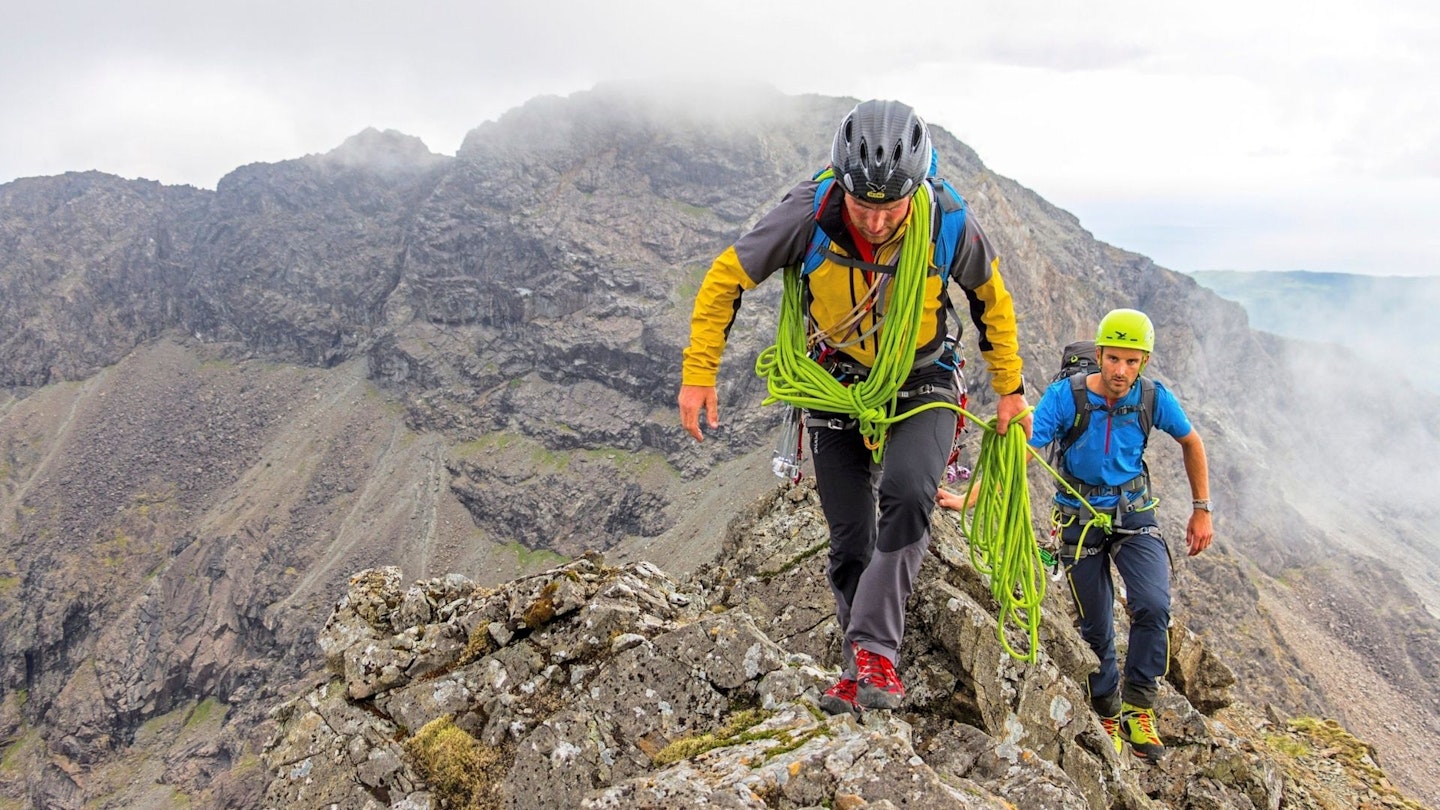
1192,499 -> 1213,513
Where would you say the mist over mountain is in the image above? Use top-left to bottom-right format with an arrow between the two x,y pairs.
1190,269 -> 1440,393
1,82 -> 1437,808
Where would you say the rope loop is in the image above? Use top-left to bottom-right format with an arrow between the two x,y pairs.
957,412 -> 1045,662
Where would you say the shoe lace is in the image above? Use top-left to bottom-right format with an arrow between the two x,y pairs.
856,650 -> 897,686
1129,708 -> 1159,741
1100,715 -> 1122,736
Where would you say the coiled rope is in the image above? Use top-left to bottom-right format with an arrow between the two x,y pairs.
957,423 -> 1163,661
754,182 -> 934,461
954,416 -> 1045,662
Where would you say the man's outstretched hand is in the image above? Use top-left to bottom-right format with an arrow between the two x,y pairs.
678,384 -> 719,442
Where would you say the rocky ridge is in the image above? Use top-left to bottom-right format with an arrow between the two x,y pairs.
261,480 -> 1428,809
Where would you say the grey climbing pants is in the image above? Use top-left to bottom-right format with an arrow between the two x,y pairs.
808,389 -> 955,674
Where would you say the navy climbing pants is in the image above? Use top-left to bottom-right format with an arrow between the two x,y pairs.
1061,508 -> 1171,707
808,390 -> 955,675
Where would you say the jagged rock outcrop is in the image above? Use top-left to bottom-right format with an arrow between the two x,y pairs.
187,128 -> 449,368
260,480 -> 1423,809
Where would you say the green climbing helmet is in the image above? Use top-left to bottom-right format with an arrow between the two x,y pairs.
1095,308 -> 1155,353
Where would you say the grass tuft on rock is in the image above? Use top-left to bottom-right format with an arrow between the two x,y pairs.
403,716 -> 508,810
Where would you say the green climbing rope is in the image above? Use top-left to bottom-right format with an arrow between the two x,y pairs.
956,414 -> 1046,662
754,182 -> 934,462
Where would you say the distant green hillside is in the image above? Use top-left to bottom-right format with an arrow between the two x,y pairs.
1190,270 -> 1440,393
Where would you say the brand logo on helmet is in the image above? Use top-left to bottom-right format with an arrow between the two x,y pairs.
864,182 -> 887,200
1111,331 -> 1132,341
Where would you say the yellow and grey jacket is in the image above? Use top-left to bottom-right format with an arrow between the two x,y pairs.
682,178 -> 1024,394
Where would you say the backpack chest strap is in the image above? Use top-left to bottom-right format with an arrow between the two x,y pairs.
819,345 -> 947,382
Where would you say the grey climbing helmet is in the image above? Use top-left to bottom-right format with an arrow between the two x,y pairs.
830,100 -> 932,203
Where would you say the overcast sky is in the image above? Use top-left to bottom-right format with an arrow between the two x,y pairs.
3,0 -> 1436,276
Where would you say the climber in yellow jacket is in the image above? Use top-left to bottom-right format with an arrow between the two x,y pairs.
679,99 -> 1030,715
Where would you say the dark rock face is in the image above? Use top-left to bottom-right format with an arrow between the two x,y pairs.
2,83 -> 1439,807
0,171 -> 208,386
187,129 -> 448,368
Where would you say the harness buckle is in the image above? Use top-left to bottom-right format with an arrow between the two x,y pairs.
822,359 -> 869,384
1060,542 -> 1105,561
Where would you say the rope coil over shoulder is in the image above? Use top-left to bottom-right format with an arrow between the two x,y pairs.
754,182 -> 935,461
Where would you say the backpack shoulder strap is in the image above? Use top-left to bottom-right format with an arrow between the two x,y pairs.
928,178 -> 969,357
1136,376 -> 1157,450
929,178 -> 968,281
1131,376 -> 1159,501
1056,372 -> 1093,460
802,168 -> 838,275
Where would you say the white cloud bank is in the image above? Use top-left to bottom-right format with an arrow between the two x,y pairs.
1,0 -> 1435,275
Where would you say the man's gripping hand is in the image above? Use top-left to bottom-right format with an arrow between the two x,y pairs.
995,392 -> 1032,439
